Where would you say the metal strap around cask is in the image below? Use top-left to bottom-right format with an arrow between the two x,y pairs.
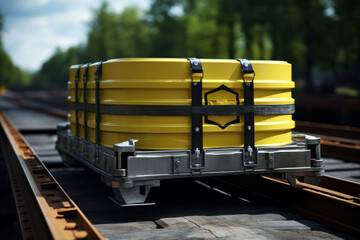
68,102 -> 295,116
188,57 -> 204,168
83,63 -> 90,156
95,62 -> 102,146
238,58 -> 256,167
74,66 -> 81,137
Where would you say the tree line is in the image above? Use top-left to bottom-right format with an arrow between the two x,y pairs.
2,0 -> 360,94
0,13 -> 30,87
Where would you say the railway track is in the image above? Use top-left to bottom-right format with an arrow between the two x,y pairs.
1,95 -> 360,239
0,113 -> 105,240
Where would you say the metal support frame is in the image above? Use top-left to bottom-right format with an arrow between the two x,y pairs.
56,123 -> 324,204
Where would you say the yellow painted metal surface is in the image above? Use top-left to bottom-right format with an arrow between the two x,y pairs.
68,58 -> 295,149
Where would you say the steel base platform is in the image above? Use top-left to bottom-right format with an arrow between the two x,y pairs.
56,122 -> 324,205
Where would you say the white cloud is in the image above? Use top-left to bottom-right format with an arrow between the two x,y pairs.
1,0 -> 151,71
19,0 -> 49,10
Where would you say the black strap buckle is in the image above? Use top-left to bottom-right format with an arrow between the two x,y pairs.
83,63 -> 90,83
238,58 -> 255,80
188,57 -> 204,73
188,57 -> 204,83
95,61 -> 102,82
74,66 -> 81,84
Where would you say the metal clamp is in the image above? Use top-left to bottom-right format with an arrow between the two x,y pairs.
239,58 -> 255,81
188,57 -> 204,78
189,147 -> 205,171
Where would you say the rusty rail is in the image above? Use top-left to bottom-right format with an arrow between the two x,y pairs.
218,175 -> 360,237
320,136 -> 360,163
0,113 -> 106,240
3,95 -> 68,119
296,120 -> 360,140
295,121 -> 360,163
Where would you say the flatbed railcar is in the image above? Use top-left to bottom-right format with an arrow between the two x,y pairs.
56,58 -> 324,205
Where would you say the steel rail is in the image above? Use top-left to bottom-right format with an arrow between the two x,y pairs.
3,95 -> 68,119
0,112 -> 106,240
218,175 -> 360,237
321,136 -> 360,163
317,175 -> 360,198
295,121 -> 360,163
295,120 -> 360,140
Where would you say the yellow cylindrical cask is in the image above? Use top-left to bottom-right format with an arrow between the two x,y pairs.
68,58 -> 295,150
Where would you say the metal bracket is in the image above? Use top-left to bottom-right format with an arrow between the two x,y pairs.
188,57 -> 204,74
293,134 -> 323,168
172,156 -> 181,174
267,152 -> 275,169
305,136 -> 323,167
113,139 -> 138,176
190,148 -> 205,172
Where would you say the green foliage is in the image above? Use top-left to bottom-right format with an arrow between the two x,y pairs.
32,2 -> 154,88
85,3 -> 152,61
2,0 -> 360,92
333,0 -> 360,91
32,47 -> 82,88
0,12 -> 29,87
147,0 -> 186,57
184,0 -> 228,58
0,12 -> 3,33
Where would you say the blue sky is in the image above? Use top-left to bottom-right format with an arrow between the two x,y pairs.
0,0 -> 151,71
